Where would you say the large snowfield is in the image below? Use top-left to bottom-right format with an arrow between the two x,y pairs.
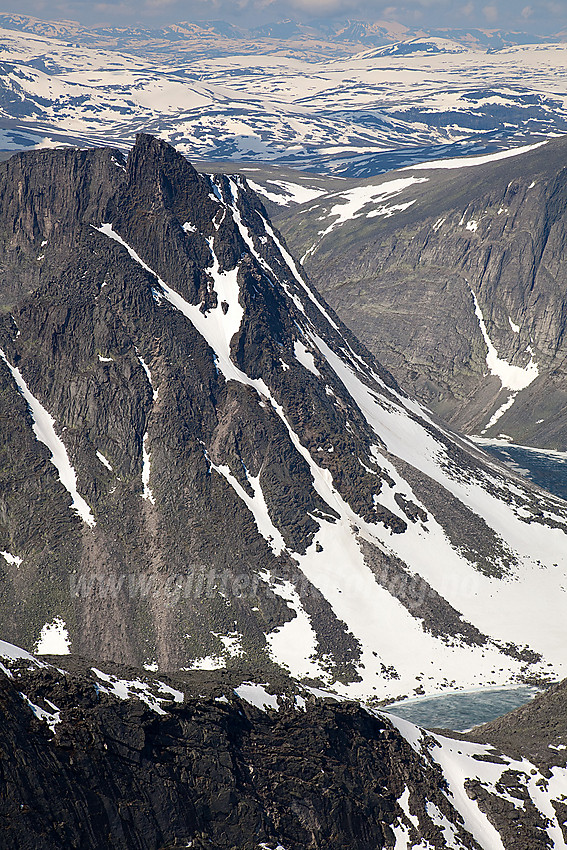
0,24 -> 565,174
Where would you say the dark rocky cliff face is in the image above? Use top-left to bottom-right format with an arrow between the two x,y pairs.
274,137 -> 567,449
0,658 -> 414,850
0,134 -> 566,702
2,643 -> 567,850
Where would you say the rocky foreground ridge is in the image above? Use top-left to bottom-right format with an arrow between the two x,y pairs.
2,639 -> 567,850
0,135 -> 566,701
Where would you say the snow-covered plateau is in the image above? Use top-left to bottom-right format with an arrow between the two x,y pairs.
0,21 -> 565,175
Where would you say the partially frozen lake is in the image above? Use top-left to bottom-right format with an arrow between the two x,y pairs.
383,686 -> 540,732
473,438 -> 567,501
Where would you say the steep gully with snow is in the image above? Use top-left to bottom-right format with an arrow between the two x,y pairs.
0,134 -> 567,846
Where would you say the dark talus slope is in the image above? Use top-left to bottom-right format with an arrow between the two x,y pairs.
0,135 -> 566,702
273,136 -> 567,449
472,677 -> 567,769
2,640 -> 567,850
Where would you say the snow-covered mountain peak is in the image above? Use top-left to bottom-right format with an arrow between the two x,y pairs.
356,35 -> 475,59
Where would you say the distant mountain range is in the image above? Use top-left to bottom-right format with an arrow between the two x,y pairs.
0,18 -> 565,177
0,13 -> 564,49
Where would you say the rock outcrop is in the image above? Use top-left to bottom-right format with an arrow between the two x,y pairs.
2,641 -> 567,850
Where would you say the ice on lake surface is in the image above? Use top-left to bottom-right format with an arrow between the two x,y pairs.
480,443 -> 567,501
384,442 -> 563,731
383,686 -> 540,731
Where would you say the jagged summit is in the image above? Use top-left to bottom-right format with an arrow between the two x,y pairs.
0,135 -> 566,701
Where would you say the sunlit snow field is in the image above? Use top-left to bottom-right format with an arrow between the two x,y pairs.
0,25 -> 565,175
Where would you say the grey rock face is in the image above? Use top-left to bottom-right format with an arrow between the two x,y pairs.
275,136 -> 567,449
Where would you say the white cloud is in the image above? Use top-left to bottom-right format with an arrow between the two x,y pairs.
521,4 -> 533,16
290,0 -> 351,12
383,5 -> 400,18
542,0 -> 565,13
93,1 -> 135,13
145,0 -> 177,9
482,3 -> 499,22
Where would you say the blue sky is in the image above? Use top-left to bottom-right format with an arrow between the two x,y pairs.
0,0 -> 566,33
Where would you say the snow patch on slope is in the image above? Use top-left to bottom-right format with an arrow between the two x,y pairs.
141,433 -> 155,504
470,290 -> 539,392
483,394 -> 517,432
247,178 -> 325,206
366,199 -> 417,218
0,349 -> 95,527
421,727 -> 567,850
35,617 -> 70,655
138,355 -> 158,401
0,639 -> 44,668
410,141 -> 547,171
96,450 -> 113,471
214,631 -> 244,659
91,667 -> 183,715
1,551 -> 22,566
20,693 -> 61,734
294,338 -> 320,376
235,682 -> 279,711
207,457 -> 286,556
317,177 -> 428,238
137,354 -> 157,504
469,288 -> 539,432
259,571 -> 330,681
96,223 -> 246,389
259,212 -> 341,332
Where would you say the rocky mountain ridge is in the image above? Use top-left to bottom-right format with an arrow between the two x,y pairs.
0,134 -> 566,703
2,638 -> 567,850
